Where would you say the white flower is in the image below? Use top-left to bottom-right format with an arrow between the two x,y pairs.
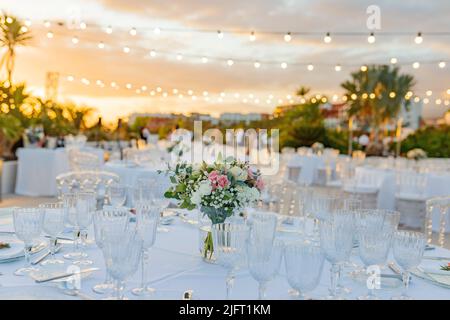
236,185 -> 260,205
191,191 -> 202,205
198,180 -> 212,196
229,166 -> 248,181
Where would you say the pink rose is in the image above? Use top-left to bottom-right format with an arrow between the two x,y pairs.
256,178 -> 264,191
247,168 -> 254,179
208,171 -> 219,182
217,175 -> 229,188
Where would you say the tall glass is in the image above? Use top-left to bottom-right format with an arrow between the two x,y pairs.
62,193 -> 81,260
392,231 -> 426,300
247,239 -> 283,299
131,203 -> 160,297
39,202 -> 66,266
319,210 -> 354,299
92,207 -> 130,295
247,211 -> 278,250
108,183 -> 127,207
212,223 -> 249,299
285,240 -> 325,300
12,208 -> 43,276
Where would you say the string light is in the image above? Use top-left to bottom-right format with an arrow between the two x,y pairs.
254,61 -> 261,69
426,90 -> 432,96
249,31 -> 256,42
217,30 -> 224,39
71,36 -> 79,44
362,93 -> 368,99
307,64 -> 314,71
414,32 -> 423,44
123,46 -> 130,53
369,93 -> 376,99
20,26 -> 28,33
129,27 -> 137,36
44,20 -> 51,28
203,91 -> 208,96
46,31 -> 54,39
281,62 -> 287,69
162,92 -> 168,97
81,78 -> 90,85
105,25 -> 113,34
361,65 -> 368,72
389,92 -> 396,98
414,96 -> 420,103
227,59 -> 234,66
24,19 -> 31,27
284,32 -> 292,42
125,83 -> 132,89
324,32 -> 332,43
335,64 -> 342,72
436,99 -> 442,105
79,21 -> 87,30
67,75 -> 74,81
367,32 -> 375,44
176,54 -> 183,61
98,41 -> 105,49
444,100 -> 449,106
447,89 -> 450,95
423,98 -> 429,104
188,90 -> 193,95
438,61 -> 446,68
390,57 -> 398,64
154,27 -> 161,35
172,89 -> 178,94
201,56 -> 208,63
156,87 -> 162,92
412,62 -> 420,69
150,90 -> 155,96
150,50 -> 156,57
141,85 -> 147,91
351,93 -> 357,100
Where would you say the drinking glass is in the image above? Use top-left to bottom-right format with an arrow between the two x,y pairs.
39,202 -> 66,266
310,195 -> 343,241
12,208 -> 43,276
392,231 -> 426,300
131,203 -> 160,297
108,183 -> 127,207
102,228 -> 142,300
247,211 -> 278,250
319,210 -> 354,299
62,193 -> 81,260
212,223 -> 249,299
356,209 -> 400,300
92,207 -> 130,295
247,239 -> 283,299
285,240 -> 325,300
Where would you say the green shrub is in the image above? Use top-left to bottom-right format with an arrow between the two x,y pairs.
401,125 -> 450,158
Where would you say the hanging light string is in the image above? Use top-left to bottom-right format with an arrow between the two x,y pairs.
42,29 -> 449,71
59,71 -> 450,107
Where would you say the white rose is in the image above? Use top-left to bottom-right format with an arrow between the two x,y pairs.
198,180 -> 212,196
191,191 -> 202,205
229,166 -> 248,181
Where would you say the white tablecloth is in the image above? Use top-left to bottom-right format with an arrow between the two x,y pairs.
15,148 -> 104,197
0,210 -> 448,300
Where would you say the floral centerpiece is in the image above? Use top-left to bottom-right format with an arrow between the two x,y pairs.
311,142 -> 324,155
163,155 -> 264,260
406,148 -> 427,161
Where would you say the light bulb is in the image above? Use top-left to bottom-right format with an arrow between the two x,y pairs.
172,89 -> 178,94
188,90 -> 193,95
98,41 -> 105,49
25,19 -> 31,27
150,50 -> 156,57
307,64 -> 314,71
154,27 -> 161,35
423,98 -> 429,104
71,36 -> 79,44
176,54 -> 183,60
217,30 -> 224,39
436,99 -> 442,105
156,87 -> 162,92
125,83 -> 132,89
390,57 -> 397,64
227,59 -> 234,66
123,46 -> 130,53
80,21 -> 87,30
361,65 -> 368,72
367,32 -> 375,44
389,92 -> 396,98
249,31 -> 256,41
412,62 -> 420,69
129,27 -> 137,36
335,64 -> 342,72
254,61 -> 261,68
20,26 -> 28,33
150,90 -> 155,96
201,57 -> 208,63
106,26 -> 113,34
324,32 -> 332,43
426,90 -> 432,96
415,32 -> 423,44
438,61 -> 446,68
284,32 -> 292,42
44,20 -> 51,28
46,31 -> 54,39
414,96 -> 420,103
203,91 -> 208,96
281,62 -> 288,69
67,75 -> 74,81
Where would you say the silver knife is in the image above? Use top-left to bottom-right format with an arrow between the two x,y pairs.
35,267 -> 99,283
31,245 -> 62,265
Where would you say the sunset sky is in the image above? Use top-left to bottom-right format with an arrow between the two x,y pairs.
2,0 -> 450,123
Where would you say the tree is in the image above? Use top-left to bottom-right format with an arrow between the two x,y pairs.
341,65 -> 415,140
296,86 -> 311,98
0,14 -> 32,83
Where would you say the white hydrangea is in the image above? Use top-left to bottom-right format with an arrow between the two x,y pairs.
229,166 -> 248,181
191,190 -> 202,205
236,185 -> 260,205
198,180 -> 212,196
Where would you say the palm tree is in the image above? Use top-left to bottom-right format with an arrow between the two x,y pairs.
296,86 -> 311,99
341,65 -> 415,140
0,14 -> 31,83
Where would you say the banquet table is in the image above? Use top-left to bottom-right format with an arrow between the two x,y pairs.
0,209 -> 449,300
15,148 -> 104,197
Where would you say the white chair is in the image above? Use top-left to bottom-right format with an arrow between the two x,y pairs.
395,170 -> 428,230
68,149 -> 101,171
343,167 -> 379,209
425,196 -> 450,247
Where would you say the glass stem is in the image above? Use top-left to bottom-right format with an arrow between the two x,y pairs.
402,271 -> 410,297
226,269 -> 235,300
329,263 -> 340,297
258,281 -> 267,300
73,228 -> 80,252
140,249 -> 149,288
24,243 -> 32,267
49,237 -> 56,259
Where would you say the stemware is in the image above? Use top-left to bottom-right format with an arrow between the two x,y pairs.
356,209 -> 400,300
247,211 -> 278,249
319,210 -> 354,299
247,239 -> 283,299
92,207 -> 130,295
102,228 -> 142,300
39,202 -> 66,266
108,182 -> 127,207
131,203 -> 160,297
392,231 -> 426,300
284,240 -> 325,300
12,207 -> 43,276
212,223 -> 249,300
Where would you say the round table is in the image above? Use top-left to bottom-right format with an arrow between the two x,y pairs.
0,210 -> 448,300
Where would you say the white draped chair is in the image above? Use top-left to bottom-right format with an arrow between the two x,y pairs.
342,166 -> 379,209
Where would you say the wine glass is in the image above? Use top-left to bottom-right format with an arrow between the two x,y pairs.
102,228 -> 142,300
131,203 -> 160,297
92,207 -> 130,295
108,183 -> 127,207
39,202 -> 66,266
310,195 -> 343,241
212,222 -> 249,299
319,210 -> 354,299
62,193 -> 82,261
392,231 -> 426,300
12,207 -> 43,276
247,239 -> 283,299
356,209 -> 400,300
247,211 -> 278,250
284,240 -> 325,300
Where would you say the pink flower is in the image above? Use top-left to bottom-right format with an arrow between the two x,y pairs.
256,178 -> 264,191
208,171 -> 219,182
217,175 -> 229,188
247,168 -> 254,180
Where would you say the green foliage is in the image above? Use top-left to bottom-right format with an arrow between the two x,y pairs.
401,126 -> 450,158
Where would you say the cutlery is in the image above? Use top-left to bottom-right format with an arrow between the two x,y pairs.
423,256 -> 450,261
35,267 -> 99,283
31,245 -> 62,265
45,235 -> 75,242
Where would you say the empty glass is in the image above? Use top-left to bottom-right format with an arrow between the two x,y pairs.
247,211 -> 278,251
102,228 -> 142,300
92,207 -> 130,295
131,203 -> 160,297
108,183 -> 127,207
212,223 -> 249,299
12,208 -> 43,276
62,193 -> 81,260
319,210 -> 354,299
392,231 -> 426,300
39,202 -> 66,266
356,209 -> 400,300
285,240 -> 325,300
247,239 -> 283,299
